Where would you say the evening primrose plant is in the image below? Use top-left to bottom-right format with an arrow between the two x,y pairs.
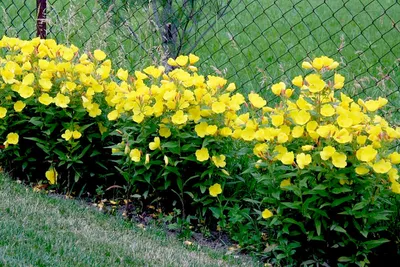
1,36 -> 399,264
239,56 -> 400,265
108,55 -> 245,218
0,36 -> 117,189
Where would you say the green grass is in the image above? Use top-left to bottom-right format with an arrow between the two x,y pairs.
0,0 -> 399,120
0,174 -> 259,267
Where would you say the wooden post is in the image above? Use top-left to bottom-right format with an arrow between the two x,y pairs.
36,0 -> 47,39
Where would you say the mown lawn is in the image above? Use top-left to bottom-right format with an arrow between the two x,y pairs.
0,174 -> 259,267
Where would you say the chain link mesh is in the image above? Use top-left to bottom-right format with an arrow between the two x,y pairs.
1,0 -> 399,120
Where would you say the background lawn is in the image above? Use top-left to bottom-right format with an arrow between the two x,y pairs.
0,174 -> 258,267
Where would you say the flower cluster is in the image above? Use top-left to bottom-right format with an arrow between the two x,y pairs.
229,56 -> 400,195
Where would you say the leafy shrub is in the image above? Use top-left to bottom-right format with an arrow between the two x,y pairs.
237,57 -> 400,265
0,36 -> 117,191
1,36 -> 399,265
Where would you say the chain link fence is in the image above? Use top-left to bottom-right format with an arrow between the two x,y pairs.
1,0 -> 399,119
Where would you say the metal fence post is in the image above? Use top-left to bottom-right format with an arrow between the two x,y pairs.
36,0 -> 47,39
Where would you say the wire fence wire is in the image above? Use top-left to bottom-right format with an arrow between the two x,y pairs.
1,0 -> 399,119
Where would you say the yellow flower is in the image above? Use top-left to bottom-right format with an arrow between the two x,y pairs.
117,68 -> 128,81
0,107 -> 7,118
6,132 -> 19,145
388,168 -> 399,183
209,183 -> 222,197
130,148 -> 141,162
45,167 -> 58,185
301,61 -> 313,69
292,126 -> 304,138
175,55 -> 189,66
332,152 -> 347,168
262,209 -> 273,219
364,100 -> 380,112
355,166 -> 369,175
22,73 -> 35,85
189,53 -> 200,65
285,89 -> 294,98
280,178 -> 291,188
167,58 -> 178,67
149,137 -> 161,150
280,151 -> 294,165
312,57 -> 324,70
391,181 -> 400,194
333,128 -> 352,144
301,145 -> 313,151
320,104 -> 335,117
212,155 -> 226,168
171,110 -> 188,125
159,125 -> 171,138
93,49 -> 106,61
356,135 -> 367,145
196,147 -> 209,162
206,125 -> 218,136
334,73 -> 345,89
54,93 -> 70,108
212,101 -> 226,113
320,146 -> 336,160
356,145 -> 377,162
18,85 -> 34,98
61,130 -> 73,141
38,93 -> 53,105
39,79 -> 52,91
271,82 -> 285,96
389,152 -> 400,164
226,82 -> 236,92
13,101 -> 26,112
72,130 -> 82,139
292,75 -> 303,87
249,93 -> 266,108
195,122 -> 208,138
292,110 -> 311,125
253,143 -> 268,157
275,132 -> 287,143
372,159 -> 392,174
296,153 -> 312,169
328,61 -> 339,69
305,74 -> 326,93
107,110 -> 119,121
271,114 -> 284,127
336,115 -> 353,128
143,66 -> 164,78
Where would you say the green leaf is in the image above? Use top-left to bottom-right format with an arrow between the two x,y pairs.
332,195 -> 354,207
330,225 -> 347,233
332,187 -> 353,194
352,201 -> 369,211
209,207 -> 221,219
29,117 -> 44,127
315,220 -> 321,236
281,201 -> 301,210
363,239 -> 390,250
337,256 -> 352,262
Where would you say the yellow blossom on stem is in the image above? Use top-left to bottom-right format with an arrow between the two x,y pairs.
129,148 -> 141,162
45,167 -> 58,185
209,183 -> 222,197
262,209 -> 273,219
296,153 -> 312,169
372,159 -> 392,174
212,155 -> 226,168
195,147 -> 209,162
332,152 -> 347,168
